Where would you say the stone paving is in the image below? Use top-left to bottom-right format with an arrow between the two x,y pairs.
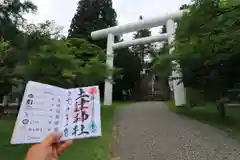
117,102 -> 240,160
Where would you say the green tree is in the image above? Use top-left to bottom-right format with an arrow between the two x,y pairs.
68,0 -> 117,49
0,0 -> 37,98
113,46 -> 142,100
0,0 -> 37,46
154,0 -> 240,101
220,0 -> 240,7
180,4 -> 191,10
0,40 -> 21,96
0,0 -> 110,99
131,16 -> 154,74
20,38 -> 109,88
151,25 -> 170,84
67,38 -> 109,87
16,20 -> 64,65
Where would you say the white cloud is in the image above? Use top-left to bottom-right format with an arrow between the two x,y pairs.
25,0 -> 190,39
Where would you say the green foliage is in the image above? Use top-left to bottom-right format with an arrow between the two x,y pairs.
168,100 -> 240,136
151,26 -> 169,78
113,15 -> 156,100
68,0 -> 117,48
113,47 -> 142,99
67,38 -> 111,86
20,39 -> 76,87
0,0 -> 110,94
67,0 -> 118,98
0,0 -> 37,45
0,40 -> 20,95
15,21 -> 64,66
152,41 -> 171,78
21,38 -> 109,88
0,0 -> 38,96
220,0 -> 240,8
131,16 -> 154,67
112,16 -> 155,100
154,0 -> 240,101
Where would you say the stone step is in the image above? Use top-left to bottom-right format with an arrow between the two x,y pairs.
4,109 -> 18,114
234,83 -> 240,88
224,103 -> 240,108
228,89 -> 240,93
226,94 -> 240,100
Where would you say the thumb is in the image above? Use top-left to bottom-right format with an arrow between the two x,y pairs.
41,132 -> 63,146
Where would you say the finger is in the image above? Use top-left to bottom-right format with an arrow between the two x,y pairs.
42,132 -> 63,146
57,140 -> 73,156
52,144 -> 59,158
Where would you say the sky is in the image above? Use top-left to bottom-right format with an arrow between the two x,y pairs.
25,0 -> 191,40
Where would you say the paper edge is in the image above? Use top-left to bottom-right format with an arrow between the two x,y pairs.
10,83 -> 102,144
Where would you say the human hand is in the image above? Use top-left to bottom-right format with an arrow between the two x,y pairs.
25,132 -> 73,160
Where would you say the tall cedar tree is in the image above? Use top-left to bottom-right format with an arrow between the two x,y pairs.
131,16 -> 154,73
68,0 -> 117,49
113,46 -> 142,100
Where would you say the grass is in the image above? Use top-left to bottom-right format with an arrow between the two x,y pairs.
0,119 -> 31,160
0,102 -> 129,160
168,101 -> 240,137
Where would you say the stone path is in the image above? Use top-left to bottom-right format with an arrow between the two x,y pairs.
117,102 -> 240,160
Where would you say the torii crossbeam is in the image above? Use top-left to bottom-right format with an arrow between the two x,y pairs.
91,10 -> 188,106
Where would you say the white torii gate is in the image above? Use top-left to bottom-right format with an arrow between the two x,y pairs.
91,10 -> 187,106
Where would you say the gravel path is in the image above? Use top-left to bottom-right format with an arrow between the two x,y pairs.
117,102 -> 240,160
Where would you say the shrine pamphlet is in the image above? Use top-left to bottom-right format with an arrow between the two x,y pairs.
11,81 -> 101,144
